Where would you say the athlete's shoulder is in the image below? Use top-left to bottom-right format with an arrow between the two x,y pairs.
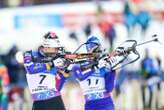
23,50 -> 39,64
24,50 -> 32,57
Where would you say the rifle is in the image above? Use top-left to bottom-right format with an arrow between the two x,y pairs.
33,35 -> 159,70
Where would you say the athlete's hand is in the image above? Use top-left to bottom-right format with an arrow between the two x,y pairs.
109,57 -> 118,67
67,64 -> 74,71
98,57 -> 110,69
116,47 -> 129,56
52,58 -> 65,68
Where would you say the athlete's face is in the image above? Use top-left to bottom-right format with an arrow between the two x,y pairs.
42,47 -> 59,56
88,46 -> 101,53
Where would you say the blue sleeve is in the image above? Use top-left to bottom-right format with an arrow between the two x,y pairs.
23,51 -> 51,74
105,70 -> 116,92
98,66 -> 116,92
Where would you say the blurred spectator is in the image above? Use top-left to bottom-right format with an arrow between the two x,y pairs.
124,2 -> 138,37
34,0 -> 68,5
138,48 -> 160,110
137,9 -> 151,37
155,55 -> 161,72
1,0 -> 95,7
115,69 -> 127,97
0,75 -> 2,110
8,86 -> 22,110
95,1 -> 117,50
139,49 -> 158,78
0,58 -> 10,110
107,24 -> 116,51
69,31 -> 78,42
34,0 -> 51,5
21,0 -> 34,6
96,2 -> 111,38
95,1 -> 103,22
84,23 -> 92,37
0,0 -> 4,8
3,45 -> 26,88
1,45 -> 26,110
97,17 -> 116,50
1,47 -> 27,110
0,59 -> 10,90
98,20 -> 112,38
3,45 -> 19,84
132,0 -> 143,4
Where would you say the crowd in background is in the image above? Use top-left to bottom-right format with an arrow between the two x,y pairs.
0,0 -> 163,9
0,0 -> 164,110
0,0 -> 106,8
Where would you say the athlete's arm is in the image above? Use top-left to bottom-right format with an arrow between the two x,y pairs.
23,51 -> 51,74
73,64 -> 94,81
105,70 -> 116,92
98,56 -> 116,92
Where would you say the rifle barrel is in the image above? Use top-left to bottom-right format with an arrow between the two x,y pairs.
136,38 -> 158,47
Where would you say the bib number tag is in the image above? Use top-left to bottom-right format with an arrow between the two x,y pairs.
80,76 -> 106,94
26,73 -> 56,94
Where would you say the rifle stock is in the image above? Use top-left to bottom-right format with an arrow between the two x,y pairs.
33,52 -> 119,63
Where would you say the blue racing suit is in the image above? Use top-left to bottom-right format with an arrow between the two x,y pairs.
73,60 -> 116,110
23,50 -> 68,101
